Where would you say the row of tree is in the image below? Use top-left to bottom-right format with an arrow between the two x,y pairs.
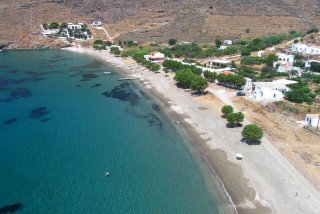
162,60 -> 202,75
216,73 -> 246,88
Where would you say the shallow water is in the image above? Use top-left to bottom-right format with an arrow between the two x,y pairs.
0,50 -> 222,213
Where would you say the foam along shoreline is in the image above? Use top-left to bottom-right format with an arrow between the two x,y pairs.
62,47 -> 320,214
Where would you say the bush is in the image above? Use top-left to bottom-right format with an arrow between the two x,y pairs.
241,57 -> 265,65
169,38 -> 177,46
49,22 -> 59,29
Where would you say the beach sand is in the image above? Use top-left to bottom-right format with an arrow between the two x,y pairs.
63,47 -> 320,214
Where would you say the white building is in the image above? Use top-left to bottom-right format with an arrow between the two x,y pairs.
92,21 -> 102,28
206,58 -> 231,68
219,45 -> 227,50
67,23 -> 82,30
144,51 -> 165,62
252,79 -> 297,101
223,40 -> 233,45
305,114 -> 320,128
276,53 -> 295,66
258,51 -> 265,57
291,43 -> 320,55
42,29 -> 59,37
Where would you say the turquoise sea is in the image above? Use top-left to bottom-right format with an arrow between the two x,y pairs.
0,50 -> 223,213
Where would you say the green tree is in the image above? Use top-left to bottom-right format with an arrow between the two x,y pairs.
60,22 -> 68,29
227,112 -> 237,127
94,40 -> 104,45
234,112 -> 244,126
110,47 -> 121,55
169,38 -> 177,46
266,54 -> 278,67
49,22 -> 59,29
191,76 -> 208,93
203,70 -> 217,82
174,69 -> 195,88
164,69 -> 169,77
242,124 -> 263,143
215,39 -> 222,48
221,105 -> 234,117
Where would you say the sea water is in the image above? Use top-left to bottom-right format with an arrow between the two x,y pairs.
0,50 -> 222,213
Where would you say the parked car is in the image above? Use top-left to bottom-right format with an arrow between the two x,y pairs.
236,91 -> 246,96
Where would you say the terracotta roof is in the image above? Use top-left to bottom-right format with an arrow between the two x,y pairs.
223,71 -> 234,75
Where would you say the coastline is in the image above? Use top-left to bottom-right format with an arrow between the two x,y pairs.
62,47 -> 320,214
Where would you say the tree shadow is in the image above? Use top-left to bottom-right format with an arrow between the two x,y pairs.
241,138 -> 261,145
226,123 -> 243,128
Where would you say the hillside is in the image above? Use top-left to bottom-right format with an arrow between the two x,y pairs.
0,0 -> 320,48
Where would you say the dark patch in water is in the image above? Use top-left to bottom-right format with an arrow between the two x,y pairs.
0,203 -> 23,213
3,118 -> 19,125
80,79 -> 89,82
0,88 -> 8,92
41,118 -> 51,122
0,76 -> 46,87
71,61 -> 104,71
29,107 -> 49,118
11,88 -> 32,98
91,83 -> 101,88
82,74 -> 98,79
76,85 -> 81,87
152,103 -> 160,112
102,82 -> 140,105
0,65 -> 9,69
0,88 -> 32,103
69,75 -> 76,77
8,69 -> 18,73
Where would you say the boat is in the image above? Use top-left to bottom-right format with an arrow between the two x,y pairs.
105,172 -> 110,176
104,72 -> 111,74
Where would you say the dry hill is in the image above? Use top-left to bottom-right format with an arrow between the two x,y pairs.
0,0 -> 320,48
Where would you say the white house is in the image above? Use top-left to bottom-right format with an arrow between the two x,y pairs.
292,43 -> 320,55
252,79 -> 297,101
206,58 -> 231,68
305,114 -> 320,128
219,45 -> 227,50
223,40 -> 233,45
42,29 -> 59,37
67,23 -> 82,30
258,51 -> 265,57
144,51 -> 165,62
92,21 -> 102,28
276,53 -> 295,66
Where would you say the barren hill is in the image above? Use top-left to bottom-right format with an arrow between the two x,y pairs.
1,0 -> 320,47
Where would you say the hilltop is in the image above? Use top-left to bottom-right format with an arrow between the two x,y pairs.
0,0 -> 320,48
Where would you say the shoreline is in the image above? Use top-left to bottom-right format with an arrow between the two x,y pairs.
62,47 -> 320,214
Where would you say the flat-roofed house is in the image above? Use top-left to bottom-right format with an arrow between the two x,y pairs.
92,21 -> 102,28
305,114 -> 320,128
291,43 -> 320,55
253,79 -> 297,101
206,59 -> 231,68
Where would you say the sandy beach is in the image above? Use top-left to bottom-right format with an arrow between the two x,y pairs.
63,47 -> 320,214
